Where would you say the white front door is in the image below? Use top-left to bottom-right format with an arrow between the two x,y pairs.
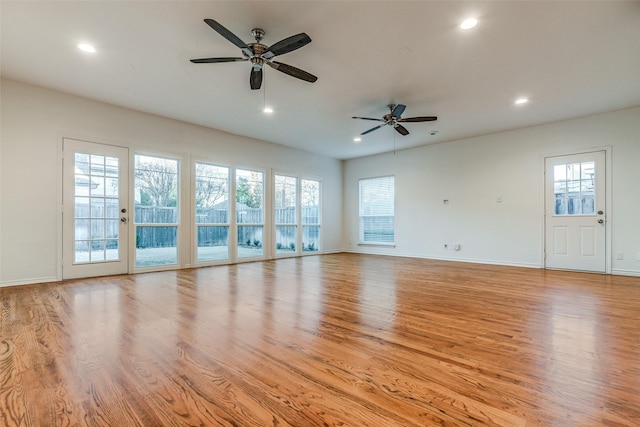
63,138 -> 129,279
545,151 -> 606,272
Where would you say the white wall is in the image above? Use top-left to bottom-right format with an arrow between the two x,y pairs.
344,107 -> 640,275
3,77 -> 639,286
0,79 -> 343,286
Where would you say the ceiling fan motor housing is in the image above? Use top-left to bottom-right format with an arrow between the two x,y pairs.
251,28 -> 265,42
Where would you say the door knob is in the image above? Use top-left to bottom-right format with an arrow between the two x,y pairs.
120,217 -> 128,224
598,219 -> 604,224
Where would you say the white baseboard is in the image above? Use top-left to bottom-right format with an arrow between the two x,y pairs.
321,249 -> 344,255
344,249 -> 542,269
611,269 -> 640,277
0,276 -> 59,288
422,255 -> 541,269
4,258 -> 635,288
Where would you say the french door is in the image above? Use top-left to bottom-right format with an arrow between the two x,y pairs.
544,151 -> 606,272
62,139 -> 129,279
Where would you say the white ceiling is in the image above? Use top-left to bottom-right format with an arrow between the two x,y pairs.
2,1 -> 640,160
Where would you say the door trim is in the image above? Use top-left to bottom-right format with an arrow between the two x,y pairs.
542,146 -> 612,273
58,134 -> 132,280
59,136 -> 131,280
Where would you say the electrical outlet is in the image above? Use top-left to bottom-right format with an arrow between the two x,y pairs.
616,251 -> 623,260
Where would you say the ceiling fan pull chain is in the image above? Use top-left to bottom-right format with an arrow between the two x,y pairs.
393,128 -> 396,155
263,72 -> 268,111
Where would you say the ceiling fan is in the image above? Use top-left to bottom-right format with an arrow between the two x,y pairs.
353,104 -> 437,136
190,18 -> 318,90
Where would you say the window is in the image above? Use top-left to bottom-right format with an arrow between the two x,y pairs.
195,162 -> 229,262
236,169 -> 264,258
275,174 -> 297,254
553,161 -> 595,215
359,176 -> 394,244
274,175 -> 321,255
301,179 -> 321,252
134,155 -> 179,267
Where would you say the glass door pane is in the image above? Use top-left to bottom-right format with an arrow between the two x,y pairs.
236,169 -> 264,258
553,161 -> 596,216
73,153 -> 121,263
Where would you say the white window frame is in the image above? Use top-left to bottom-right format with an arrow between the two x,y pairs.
274,173 -> 299,256
359,175 -> 395,246
133,152 -> 182,271
193,161 -> 231,265
273,173 -> 322,257
235,167 -> 266,260
300,177 -> 321,255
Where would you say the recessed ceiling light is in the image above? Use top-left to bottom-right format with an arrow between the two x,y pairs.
353,137 -> 362,143
77,43 -> 96,53
515,98 -> 529,105
460,18 -> 478,30
263,106 -> 274,114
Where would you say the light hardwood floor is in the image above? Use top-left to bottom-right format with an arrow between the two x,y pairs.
1,253 -> 639,426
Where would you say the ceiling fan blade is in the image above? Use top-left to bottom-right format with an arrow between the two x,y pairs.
263,33 -> 312,59
203,18 -> 252,57
398,116 -> 438,123
391,104 -> 406,118
394,124 -> 409,136
267,61 -> 317,83
361,124 -> 386,135
250,68 -> 263,90
352,116 -> 385,122
190,57 -> 247,63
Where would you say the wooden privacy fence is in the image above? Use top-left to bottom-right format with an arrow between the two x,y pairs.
132,205 -> 319,249
133,205 -> 319,224
135,206 -> 178,223
134,206 -> 178,248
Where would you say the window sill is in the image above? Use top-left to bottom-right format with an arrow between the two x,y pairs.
357,242 -> 396,248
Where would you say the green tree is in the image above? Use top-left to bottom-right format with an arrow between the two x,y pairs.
236,176 -> 261,208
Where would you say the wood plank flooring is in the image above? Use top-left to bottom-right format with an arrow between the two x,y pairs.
1,253 -> 639,426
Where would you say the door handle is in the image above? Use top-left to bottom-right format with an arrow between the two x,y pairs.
120,217 -> 128,224
597,219 -> 604,224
